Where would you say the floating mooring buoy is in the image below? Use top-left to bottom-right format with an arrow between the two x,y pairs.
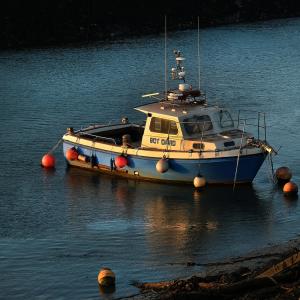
275,166 -> 292,182
41,153 -> 56,168
98,267 -> 116,287
156,158 -> 169,173
193,176 -> 206,188
283,181 -> 298,196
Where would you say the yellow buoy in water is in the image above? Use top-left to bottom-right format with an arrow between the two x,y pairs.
193,176 -> 206,188
98,267 -> 115,287
283,181 -> 298,196
156,158 -> 169,173
275,166 -> 292,182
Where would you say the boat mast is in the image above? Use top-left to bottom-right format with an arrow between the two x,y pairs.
197,16 -> 201,91
164,15 -> 168,100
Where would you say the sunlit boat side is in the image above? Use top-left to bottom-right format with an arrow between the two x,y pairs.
62,50 -> 276,184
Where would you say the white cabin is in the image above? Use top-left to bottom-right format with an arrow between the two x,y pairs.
135,99 -> 252,153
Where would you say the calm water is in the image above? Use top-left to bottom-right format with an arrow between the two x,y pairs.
1,18 -> 300,299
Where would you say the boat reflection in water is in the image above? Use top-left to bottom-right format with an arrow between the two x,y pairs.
64,167 -> 273,266
140,182 -> 272,262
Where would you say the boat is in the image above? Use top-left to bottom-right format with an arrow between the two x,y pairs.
62,49 -> 276,185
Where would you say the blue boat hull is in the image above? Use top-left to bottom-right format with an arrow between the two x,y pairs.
63,142 -> 266,184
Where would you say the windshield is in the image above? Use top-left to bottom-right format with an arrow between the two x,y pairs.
183,115 -> 213,135
219,110 -> 234,128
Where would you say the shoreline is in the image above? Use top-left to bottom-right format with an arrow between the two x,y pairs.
120,238 -> 300,299
2,15 -> 300,51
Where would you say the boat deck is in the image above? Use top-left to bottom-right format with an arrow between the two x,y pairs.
77,124 -> 145,148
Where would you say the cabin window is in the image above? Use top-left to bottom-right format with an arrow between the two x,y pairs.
149,117 -> 178,134
224,141 -> 235,147
219,110 -> 234,128
183,115 -> 213,135
153,118 -> 161,131
193,143 -> 205,150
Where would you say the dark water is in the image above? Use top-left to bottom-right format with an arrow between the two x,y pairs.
1,18 -> 300,299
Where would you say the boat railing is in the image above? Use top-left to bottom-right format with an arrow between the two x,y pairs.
172,113 -> 266,141
237,110 -> 267,141
78,132 -> 117,145
78,122 -> 133,132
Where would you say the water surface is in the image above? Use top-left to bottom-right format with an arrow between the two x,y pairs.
1,17 -> 300,299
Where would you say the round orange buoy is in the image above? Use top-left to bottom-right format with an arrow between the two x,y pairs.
66,148 -> 78,161
98,267 -> 116,287
115,155 -> 127,168
275,166 -> 292,182
283,181 -> 298,196
156,158 -> 169,173
41,153 -> 55,168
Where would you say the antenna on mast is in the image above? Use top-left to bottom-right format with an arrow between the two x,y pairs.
171,50 -> 186,82
164,15 -> 168,99
197,16 -> 201,90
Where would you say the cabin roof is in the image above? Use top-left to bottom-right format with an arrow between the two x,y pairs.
134,101 -> 220,119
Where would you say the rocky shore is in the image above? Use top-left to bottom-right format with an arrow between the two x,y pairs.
121,238 -> 300,299
2,0 -> 300,49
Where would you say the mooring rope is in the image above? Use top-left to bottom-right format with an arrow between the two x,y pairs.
48,138 -> 63,154
266,153 -> 277,184
233,121 -> 245,191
